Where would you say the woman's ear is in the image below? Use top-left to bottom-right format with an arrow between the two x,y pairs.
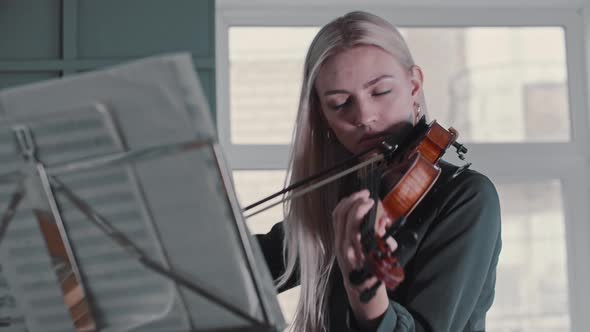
409,65 -> 424,100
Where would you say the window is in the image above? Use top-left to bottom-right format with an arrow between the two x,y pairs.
491,181 -> 570,331
217,6 -> 590,331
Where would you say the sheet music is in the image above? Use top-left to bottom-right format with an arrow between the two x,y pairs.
0,106 -> 188,331
0,115 -> 29,331
0,53 -> 285,332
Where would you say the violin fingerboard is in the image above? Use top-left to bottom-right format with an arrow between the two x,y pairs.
358,164 -> 383,253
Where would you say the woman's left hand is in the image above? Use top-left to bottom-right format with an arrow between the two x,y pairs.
331,189 -> 397,327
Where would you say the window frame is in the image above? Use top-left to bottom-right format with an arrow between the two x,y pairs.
216,4 -> 590,331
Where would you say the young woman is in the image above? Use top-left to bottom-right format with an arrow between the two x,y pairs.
256,11 -> 502,332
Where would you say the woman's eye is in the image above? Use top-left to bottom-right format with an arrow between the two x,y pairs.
331,98 -> 350,110
373,89 -> 391,96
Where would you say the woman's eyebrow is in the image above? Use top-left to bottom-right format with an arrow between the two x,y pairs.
324,89 -> 349,96
363,74 -> 394,88
323,74 -> 394,96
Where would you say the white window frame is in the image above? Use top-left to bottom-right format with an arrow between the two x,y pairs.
216,3 -> 590,331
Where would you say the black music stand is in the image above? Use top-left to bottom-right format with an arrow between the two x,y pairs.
0,54 -> 285,332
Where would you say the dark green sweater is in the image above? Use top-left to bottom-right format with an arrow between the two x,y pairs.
256,161 -> 502,331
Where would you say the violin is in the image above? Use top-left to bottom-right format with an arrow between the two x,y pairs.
349,116 -> 469,302
243,116 -> 469,303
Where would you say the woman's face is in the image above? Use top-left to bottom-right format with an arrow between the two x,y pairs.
315,45 -> 423,154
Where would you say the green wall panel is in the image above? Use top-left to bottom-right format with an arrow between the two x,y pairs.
0,72 -> 60,90
0,0 -> 61,60
196,68 -> 215,121
78,0 -> 214,59
0,0 -> 216,122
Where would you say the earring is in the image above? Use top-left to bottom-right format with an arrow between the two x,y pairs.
327,129 -> 333,141
415,103 -> 422,121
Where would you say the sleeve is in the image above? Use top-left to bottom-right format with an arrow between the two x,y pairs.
348,301 -> 416,331
366,171 -> 502,332
255,222 -> 300,292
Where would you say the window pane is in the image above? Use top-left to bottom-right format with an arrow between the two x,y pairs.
229,27 -> 570,144
229,27 -> 319,144
407,27 -> 569,142
232,170 -> 287,234
490,180 -> 570,331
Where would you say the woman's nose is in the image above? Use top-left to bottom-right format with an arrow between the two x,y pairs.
351,100 -> 377,127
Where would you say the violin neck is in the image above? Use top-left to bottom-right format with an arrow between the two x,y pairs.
358,165 -> 381,253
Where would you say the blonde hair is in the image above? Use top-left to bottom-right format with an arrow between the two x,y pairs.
278,11 -> 424,331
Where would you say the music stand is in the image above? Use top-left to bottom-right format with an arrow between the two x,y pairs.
0,54 -> 286,332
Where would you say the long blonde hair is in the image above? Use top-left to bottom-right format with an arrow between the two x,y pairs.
278,11 -> 424,332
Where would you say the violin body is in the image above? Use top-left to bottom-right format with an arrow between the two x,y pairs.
379,120 -> 458,224
380,153 -> 441,222
354,117 -> 466,298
